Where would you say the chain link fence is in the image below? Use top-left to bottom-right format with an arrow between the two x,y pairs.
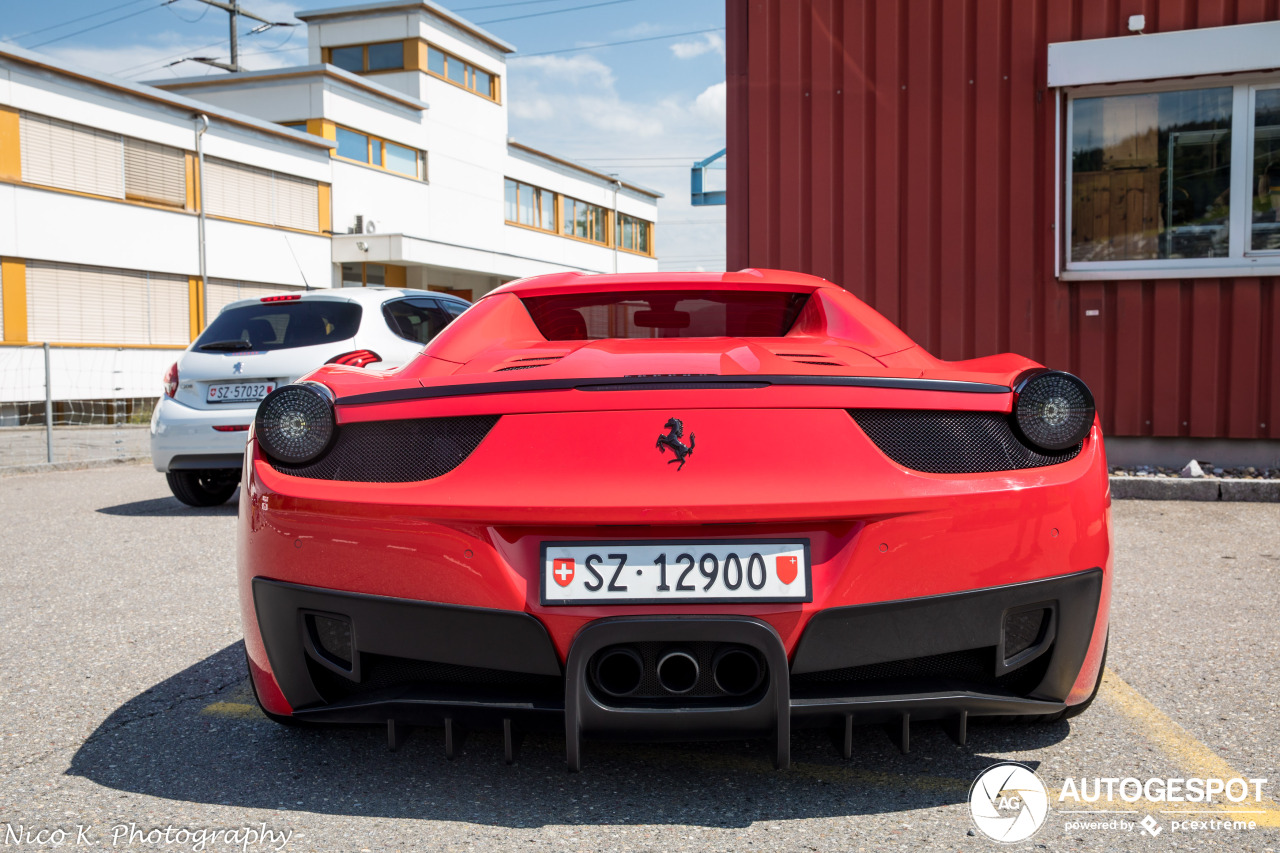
0,344 -> 170,471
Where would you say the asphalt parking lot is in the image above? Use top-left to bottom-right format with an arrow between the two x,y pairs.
1,464 -> 1277,852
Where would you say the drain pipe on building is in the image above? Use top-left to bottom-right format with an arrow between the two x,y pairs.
611,176 -> 621,274
194,114 -> 210,331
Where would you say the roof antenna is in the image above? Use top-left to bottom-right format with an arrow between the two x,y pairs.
282,234 -> 312,291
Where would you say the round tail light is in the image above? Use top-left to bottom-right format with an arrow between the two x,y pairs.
1012,370 -> 1095,452
255,383 -> 336,464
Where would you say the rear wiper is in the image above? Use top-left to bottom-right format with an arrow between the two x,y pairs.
198,339 -> 254,352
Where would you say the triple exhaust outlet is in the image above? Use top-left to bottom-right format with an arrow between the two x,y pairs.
593,646 -> 764,698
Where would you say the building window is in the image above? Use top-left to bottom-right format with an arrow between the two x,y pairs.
326,41 -> 403,73
1253,86 -> 1280,252
1063,78 -> 1280,276
19,112 -> 185,208
340,263 -> 406,287
384,141 -> 417,177
425,45 -> 499,101
562,196 -> 608,244
26,261 -> 188,346
505,178 -> 554,232
331,123 -> 425,179
330,45 -> 364,72
616,212 -> 653,255
1070,88 -> 1232,262
367,41 -> 403,71
203,158 -> 319,232
335,126 -> 370,163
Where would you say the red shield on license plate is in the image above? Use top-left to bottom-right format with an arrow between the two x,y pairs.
775,555 -> 798,585
552,558 -> 575,587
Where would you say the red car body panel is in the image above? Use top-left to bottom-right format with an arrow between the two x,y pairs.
237,270 -> 1113,760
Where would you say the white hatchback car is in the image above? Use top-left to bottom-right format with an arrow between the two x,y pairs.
151,287 -> 469,506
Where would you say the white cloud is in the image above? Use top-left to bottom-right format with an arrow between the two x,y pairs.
669,32 -> 724,60
505,57 -> 728,270
692,81 -> 726,122
509,54 -> 616,90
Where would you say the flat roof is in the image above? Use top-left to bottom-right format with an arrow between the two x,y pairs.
297,1 -> 516,54
0,44 -> 335,151
148,64 -> 428,112
508,141 -> 664,199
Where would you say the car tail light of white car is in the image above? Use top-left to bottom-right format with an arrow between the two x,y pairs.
325,349 -> 382,368
163,362 -> 179,398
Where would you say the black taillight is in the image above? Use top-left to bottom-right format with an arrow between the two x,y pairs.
1012,370 -> 1095,452
254,382 -> 336,464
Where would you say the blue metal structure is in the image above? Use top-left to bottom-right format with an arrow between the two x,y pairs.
690,148 -> 726,206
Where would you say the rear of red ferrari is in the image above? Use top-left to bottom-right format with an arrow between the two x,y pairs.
237,271 -> 1111,769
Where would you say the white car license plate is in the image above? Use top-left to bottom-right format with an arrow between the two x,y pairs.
541,540 -> 811,605
207,382 -> 275,403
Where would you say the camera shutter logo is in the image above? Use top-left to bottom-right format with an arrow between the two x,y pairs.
969,763 -> 1050,843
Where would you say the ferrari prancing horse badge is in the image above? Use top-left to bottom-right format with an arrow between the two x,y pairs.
656,417 -> 695,470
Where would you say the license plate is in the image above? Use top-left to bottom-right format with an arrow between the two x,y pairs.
207,382 -> 275,403
541,540 -> 811,605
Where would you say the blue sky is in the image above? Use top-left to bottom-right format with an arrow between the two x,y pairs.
0,0 -> 728,270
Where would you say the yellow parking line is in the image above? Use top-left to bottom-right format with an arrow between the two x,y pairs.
1098,668 -> 1280,827
201,701 -> 262,719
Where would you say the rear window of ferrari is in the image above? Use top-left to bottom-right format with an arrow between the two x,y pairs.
521,290 -> 809,340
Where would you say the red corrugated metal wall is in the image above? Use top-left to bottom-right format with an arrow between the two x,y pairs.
726,0 -> 1280,440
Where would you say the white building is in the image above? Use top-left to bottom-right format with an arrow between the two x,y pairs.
0,0 -> 659,413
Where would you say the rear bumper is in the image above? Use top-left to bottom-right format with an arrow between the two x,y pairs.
150,396 -> 253,471
251,569 -> 1102,768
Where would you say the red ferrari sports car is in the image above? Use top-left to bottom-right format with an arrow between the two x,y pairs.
238,269 -> 1111,770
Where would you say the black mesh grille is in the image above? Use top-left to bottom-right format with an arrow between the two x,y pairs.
1004,608 -> 1049,658
269,415 -> 499,482
850,409 -> 1081,473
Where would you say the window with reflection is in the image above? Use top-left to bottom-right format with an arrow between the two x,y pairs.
505,178 -> 552,231
330,45 -> 363,72
335,126 -> 369,163
616,212 -> 653,255
385,142 -> 418,177
1070,88 -> 1232,262
1253,87 -> 1280,252
562,196 -> 608,244
424,44 -> 498,100
366,41 -> 402,71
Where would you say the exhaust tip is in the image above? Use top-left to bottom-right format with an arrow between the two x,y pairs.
656,649 -> 700,694
712,647 -> 764,696
593,647 -> 644,697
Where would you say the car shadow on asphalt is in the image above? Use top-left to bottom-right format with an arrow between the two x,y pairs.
96,494 -> 240,517
67,642 -> 1069,827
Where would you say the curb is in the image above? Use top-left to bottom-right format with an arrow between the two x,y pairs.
1110,476 -> 1280,502
0,455 -> 149,478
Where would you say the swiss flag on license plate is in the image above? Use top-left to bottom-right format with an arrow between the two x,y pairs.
552,558 -> 575,587
775,555 -> 798,585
